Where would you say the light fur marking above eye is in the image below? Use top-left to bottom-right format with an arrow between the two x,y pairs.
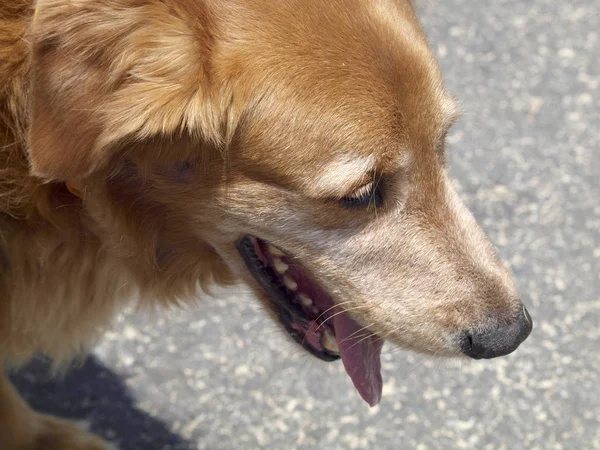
310,155 -> 376,198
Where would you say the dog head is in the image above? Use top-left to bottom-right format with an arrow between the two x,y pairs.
28,0 -> 532,405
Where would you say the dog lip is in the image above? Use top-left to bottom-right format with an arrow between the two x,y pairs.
236,237 -> 311,323
236,235 -> 340,362
279,308 -> 340,362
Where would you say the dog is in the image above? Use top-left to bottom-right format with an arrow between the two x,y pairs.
0,0 -> 532,448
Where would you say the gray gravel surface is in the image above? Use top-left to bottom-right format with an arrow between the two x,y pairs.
11,0 -> 600,449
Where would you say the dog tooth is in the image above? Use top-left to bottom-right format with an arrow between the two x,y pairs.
299,293 -> 313,307
273,258 -> 289,274
267,244 -> 285,257
322,329 -> 339,354
283,275 -> 298,291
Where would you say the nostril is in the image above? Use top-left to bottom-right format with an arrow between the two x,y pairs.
461,306 -> 533,360
523,305 -> 532,327
519,306 -> 533,340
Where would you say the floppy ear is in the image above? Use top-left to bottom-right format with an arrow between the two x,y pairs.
28,0 -> 220,181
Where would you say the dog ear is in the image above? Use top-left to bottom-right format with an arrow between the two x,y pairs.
28,0 -> 220,181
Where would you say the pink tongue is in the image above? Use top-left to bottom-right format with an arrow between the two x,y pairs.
333,312 -> 384,407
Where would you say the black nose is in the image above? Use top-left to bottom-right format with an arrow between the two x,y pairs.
461,306 -> 533,359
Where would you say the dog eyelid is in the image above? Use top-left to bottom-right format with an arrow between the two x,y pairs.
340,178 -> 383,208
437,103 -> 461,152
345,181 -> 374,198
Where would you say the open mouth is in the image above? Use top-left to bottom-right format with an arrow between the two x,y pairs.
237,235 -> 384,406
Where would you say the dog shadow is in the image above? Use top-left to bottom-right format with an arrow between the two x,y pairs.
9,356 -> 194,450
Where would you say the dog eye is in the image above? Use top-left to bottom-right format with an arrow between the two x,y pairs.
340,181 -> 383,208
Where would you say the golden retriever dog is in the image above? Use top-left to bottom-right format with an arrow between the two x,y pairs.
0,0 -> 532,448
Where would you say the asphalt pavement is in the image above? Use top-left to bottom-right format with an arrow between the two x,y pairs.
11,0 -> 599,449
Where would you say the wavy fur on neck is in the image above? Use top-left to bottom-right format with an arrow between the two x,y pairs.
0,0 -> 234,365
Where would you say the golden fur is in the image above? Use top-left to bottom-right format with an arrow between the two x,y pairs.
0,0 -> 527,447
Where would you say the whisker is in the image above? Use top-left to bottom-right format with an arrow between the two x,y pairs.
340,331 -> 374,344
345,332 -> 377,351
345,322 -> 376,338
338,322 -> 376,343
313,305 -> 368,332
301,304 -> 368,346
381,323 -> 411,340
312,300 -> 362,327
